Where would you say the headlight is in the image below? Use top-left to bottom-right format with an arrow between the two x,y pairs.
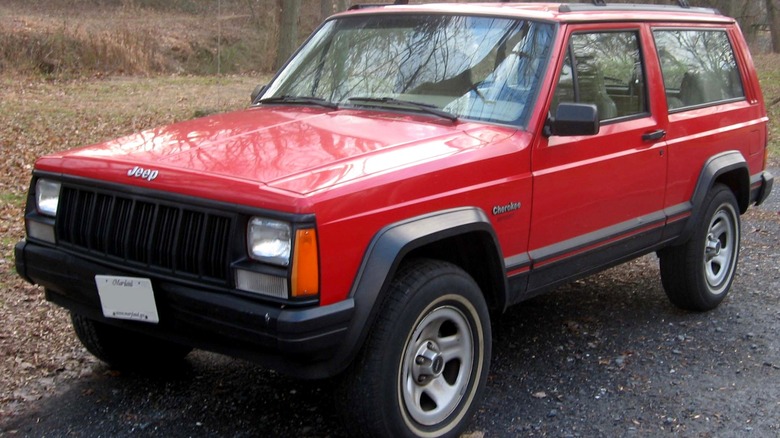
36,179 -> 61,217
247,218 -> 291,265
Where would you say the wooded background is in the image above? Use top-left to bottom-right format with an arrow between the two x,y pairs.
2,0 -> 779,76
275,0 -> 780,69
284,0 -> 780,59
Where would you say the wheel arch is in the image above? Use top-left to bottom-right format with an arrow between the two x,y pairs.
679,151 -> 750,243
329,207 -> 507,375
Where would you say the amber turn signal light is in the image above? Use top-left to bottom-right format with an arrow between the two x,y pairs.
291,229 -> 319,298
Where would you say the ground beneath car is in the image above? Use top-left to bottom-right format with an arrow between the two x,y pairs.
0,171 -> 777,437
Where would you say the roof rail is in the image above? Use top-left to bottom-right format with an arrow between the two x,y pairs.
348,0 -> 407,10
560,2 -> 719,15
348,3 -> 387,10
588,0 -> 691,6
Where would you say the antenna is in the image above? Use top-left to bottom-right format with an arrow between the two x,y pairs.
677,0 -> 691,8
217,0 -> 222,76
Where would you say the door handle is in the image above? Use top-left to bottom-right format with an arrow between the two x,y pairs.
642,129 -> 666,142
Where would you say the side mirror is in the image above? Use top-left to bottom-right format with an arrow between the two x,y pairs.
545,103 -> 600,137
251,84 -> 267,104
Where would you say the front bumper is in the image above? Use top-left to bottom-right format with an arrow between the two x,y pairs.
15,240 -> 354,378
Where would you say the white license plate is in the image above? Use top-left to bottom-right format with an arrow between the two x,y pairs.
95,275 -> 159,324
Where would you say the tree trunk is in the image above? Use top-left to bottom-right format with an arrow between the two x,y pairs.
320,0 -> 350,20
274,0 -> 301,71
695,0 -> 761,47
321,0 -> 333,21
768,0 -> 780,53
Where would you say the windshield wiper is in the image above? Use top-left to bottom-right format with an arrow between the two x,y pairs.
257,95 -> 339,110
347,97 -> 458,122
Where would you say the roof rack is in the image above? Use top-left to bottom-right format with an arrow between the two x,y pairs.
346,1 -> 718,15
559,1 -> 718,15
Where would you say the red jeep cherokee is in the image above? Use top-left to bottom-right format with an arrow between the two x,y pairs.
15,1 -> 774,436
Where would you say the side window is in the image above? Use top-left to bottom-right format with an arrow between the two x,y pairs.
653,29 -> 744,110
552,31 -> 646,122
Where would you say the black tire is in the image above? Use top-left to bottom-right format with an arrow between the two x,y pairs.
71,313 -> 192,370
659,184 -> 741,311
341,259 -> 491,438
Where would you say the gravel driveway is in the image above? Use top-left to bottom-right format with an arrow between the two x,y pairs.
1,170 -> 778,437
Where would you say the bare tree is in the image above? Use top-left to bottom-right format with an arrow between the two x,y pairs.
767,0 -> 780,53
320,0 -> 350,21
274,0 -> 302,71
670,0 -> 762,46
320,0 -> 333,21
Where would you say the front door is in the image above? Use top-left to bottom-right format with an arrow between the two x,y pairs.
527,24 -> 668,292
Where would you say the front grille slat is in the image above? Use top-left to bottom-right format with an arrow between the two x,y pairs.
178,210 -> 204,275
150,206 -> 179,270
203,216 -> 231,279
57,186 -> 233,285
56,189 -> 73,243
107,197 -> 133,258
76,191 -> 94,248
128,201 -> 155,264
91,194 -> 113,252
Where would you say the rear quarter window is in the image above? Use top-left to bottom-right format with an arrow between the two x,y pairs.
653,29 -> 744,111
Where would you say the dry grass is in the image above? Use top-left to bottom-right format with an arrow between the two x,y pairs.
1,17 -> 167,75
0,0 -> 326,75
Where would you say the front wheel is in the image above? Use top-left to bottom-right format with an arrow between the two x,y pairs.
341,259 -> 491,437
659,184 -> 741,311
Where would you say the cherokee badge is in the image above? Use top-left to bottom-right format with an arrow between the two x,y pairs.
492,201 -> 521,216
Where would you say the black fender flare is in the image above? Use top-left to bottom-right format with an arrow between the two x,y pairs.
327,207 -> 506,374
677,151 -> 749,244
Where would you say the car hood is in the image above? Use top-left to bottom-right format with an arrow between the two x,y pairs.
36,106 -> 513,204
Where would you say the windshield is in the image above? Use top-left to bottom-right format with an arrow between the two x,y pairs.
262,14 -> 555,125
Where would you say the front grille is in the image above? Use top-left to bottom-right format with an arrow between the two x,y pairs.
56,186 -> 234,284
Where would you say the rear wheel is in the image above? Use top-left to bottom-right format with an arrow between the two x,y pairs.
341,259 -> 491,437
659,184 -> 741,311
71,313 -> 192,369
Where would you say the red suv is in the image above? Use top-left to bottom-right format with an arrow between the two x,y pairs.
15,2 -> 774,436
